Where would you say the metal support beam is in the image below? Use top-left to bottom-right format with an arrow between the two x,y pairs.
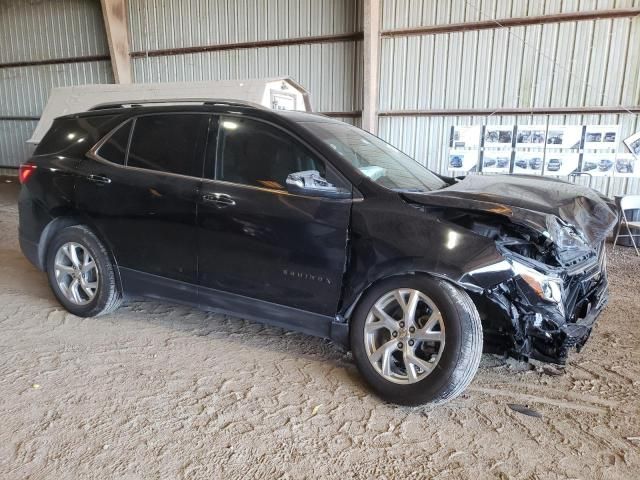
100,0 -> 132,84
381,8 -> 640,38
362,0 -> 380,134
378,106 -> 640,117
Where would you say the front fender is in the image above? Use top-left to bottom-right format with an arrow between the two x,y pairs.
339,196 -> 513,316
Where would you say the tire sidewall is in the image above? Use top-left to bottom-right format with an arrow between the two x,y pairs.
46,226 -> 114,317
350,275 -> 472,405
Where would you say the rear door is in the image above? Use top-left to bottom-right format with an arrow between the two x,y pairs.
75,112 -> 209,285
197,115 -> 352,316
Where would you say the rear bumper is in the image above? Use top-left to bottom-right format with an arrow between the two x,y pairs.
19,232 -> 42,270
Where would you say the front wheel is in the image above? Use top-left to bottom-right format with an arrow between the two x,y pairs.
350,276 -> 482,406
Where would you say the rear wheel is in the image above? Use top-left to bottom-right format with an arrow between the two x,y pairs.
46,225 -> 122,317
350,275 -> 482,405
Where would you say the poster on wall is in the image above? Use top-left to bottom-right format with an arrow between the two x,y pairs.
546,125 -> 582,149
448,149 -> 479,173
482,151 -> 511,173
613,154 -> 638,177
624,130 -> 640,158
513,151 -> 544,175
584,125 -> 619,150
543,152 -> 580,176
582,153 -> 615,176
484,125 -> 513,147
450,126 -> 481,149
516,125 -> 546,147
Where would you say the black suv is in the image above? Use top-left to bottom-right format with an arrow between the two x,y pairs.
19,101 -> 616,405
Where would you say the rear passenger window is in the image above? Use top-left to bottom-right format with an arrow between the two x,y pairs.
96,120 -> 132,165
215,116 -> 325,190
127,114 -> 208,177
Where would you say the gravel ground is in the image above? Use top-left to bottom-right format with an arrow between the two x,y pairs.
1,178 -> 639,479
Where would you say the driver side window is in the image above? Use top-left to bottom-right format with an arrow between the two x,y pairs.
214,116 -> 326,190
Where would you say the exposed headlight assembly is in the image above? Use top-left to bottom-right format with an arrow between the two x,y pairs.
546,216 -> 589,249
511,260 -> 563,304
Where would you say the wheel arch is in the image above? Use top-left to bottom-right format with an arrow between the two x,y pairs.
37,215 -> 123,292
340,270 -> 472,324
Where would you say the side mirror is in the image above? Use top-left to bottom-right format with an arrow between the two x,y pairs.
285,170 -> 351,200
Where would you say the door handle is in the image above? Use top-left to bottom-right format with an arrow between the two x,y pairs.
87,174 -> 112,184
201,193 -> 236,207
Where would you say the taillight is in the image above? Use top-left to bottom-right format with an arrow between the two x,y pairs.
19,164 -> 37,184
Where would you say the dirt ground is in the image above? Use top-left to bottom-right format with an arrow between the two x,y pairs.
1,177 -> 639,479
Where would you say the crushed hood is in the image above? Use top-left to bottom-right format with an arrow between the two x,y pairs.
404,175 -> 617,244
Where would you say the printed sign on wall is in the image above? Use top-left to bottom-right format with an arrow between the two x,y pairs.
543,153 -> 580,176
584,125 -> 619,150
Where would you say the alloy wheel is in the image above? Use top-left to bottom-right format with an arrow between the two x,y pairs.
364,288 -> 445,384
53,242 -> 99,305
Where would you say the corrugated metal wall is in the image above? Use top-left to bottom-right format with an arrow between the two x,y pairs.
0,0 -> 113,168
378,0 -> 640,196
128,0 -> 363,118
1,0 -> 637,198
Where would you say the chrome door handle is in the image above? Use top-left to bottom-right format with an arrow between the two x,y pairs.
202,193 -> 236,207
87,174 -> 111,184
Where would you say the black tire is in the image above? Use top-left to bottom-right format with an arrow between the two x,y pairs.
350,275 -> 482,406
45,225 -> 122,317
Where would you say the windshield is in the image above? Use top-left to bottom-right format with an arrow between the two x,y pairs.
302,121 -> 447,192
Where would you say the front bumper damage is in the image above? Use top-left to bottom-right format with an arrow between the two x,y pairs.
483,246 -> 608,365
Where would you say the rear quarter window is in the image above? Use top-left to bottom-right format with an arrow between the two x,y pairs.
34,115 -> 123,156
94,120 -> 133,165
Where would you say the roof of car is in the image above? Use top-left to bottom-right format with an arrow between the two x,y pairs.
59,102 -> 345,127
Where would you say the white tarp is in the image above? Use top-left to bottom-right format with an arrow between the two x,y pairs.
28,77 -> 311,144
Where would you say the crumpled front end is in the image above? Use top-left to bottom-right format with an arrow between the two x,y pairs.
401,177 -> 617,364
484,243 -> 608,364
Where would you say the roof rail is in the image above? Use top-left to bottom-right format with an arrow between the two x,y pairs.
88,98 -> 266,111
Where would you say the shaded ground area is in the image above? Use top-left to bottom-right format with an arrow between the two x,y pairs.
1,179 -> 639,479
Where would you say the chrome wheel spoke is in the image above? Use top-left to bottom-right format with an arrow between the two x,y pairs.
405,290 -> 420,327
80,280 -> 97,298
82,258 -> 96,273
68,244 -> 81,268
414,312 -> 443,342
55,264 -> 75,275
370,339 -> 397,364
365,306 -> 398,333
405,350 -> 435,376
414,330 -> 443,342
69,278 -> 81,303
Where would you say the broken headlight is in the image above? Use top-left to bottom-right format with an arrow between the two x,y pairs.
546,217 -> 589,248
511,260 -> 563,304
545,216 -> 592,264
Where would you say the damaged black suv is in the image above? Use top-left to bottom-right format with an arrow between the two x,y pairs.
19,100 -> 617,405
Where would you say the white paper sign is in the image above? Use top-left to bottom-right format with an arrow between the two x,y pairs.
546,125 -> 582,149
613,153 -> 638,177
484,125 -> 513,147
513,151 -> 544,175
543,152 -> 580,176
482,151 -> 511,173
448,149 -> 479,172
516,125 -> 546,147
451,126 -> 481,149
584,125 -> 619,150
624,131 -> 640,158
582,153 -> 616,176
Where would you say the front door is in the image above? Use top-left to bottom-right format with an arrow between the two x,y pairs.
75,113 -> 209,285
197,115 -> 352,316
